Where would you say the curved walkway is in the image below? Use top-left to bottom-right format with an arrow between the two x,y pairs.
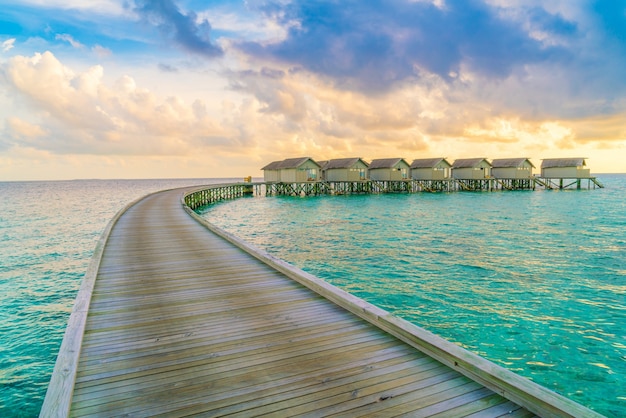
44,187 -> 596,417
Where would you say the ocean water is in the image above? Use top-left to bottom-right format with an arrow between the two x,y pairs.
201,175 -> 626,418
0,178 -> 238,417
1,177 -> 623,417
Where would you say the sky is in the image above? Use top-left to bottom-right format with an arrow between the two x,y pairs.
1,0 -> 625,180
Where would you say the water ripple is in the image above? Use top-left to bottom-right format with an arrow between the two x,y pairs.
202,175 -> 626,417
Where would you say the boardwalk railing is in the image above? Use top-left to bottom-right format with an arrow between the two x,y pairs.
183,184 -> 603,418
184,182 -> 254,210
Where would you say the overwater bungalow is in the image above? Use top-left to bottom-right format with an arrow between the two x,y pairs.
541,158 -> 590,178
368,158 -> 410,181
262,157 -> 321,182
491,158 -> 535,179
323,157 -> 369,181
410,158 -> 452,180
261,160 -> 282,182
452,158 -> 492,179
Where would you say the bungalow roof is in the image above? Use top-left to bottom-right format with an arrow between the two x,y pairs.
541,158 -> 586,169
324,157 -> 368,170
410,158 -> 451,169
452,158 -> 491,168
369,158 -> 407,169
261,160 -> 283,170
262,157 -> 321,170
278,157 -> 319,169
491,158 -> 535,168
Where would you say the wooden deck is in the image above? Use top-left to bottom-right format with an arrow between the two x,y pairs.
42,186 -> 602,417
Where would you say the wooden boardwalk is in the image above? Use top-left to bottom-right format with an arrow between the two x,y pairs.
42,186 -> 601,417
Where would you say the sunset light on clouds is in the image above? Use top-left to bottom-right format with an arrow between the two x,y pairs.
1,0 -> 625,180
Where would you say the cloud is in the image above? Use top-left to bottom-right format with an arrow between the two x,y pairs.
8,0 -> 125,15
567,113 -> 626,144
2,38 -> 15,52
92,44 -> 112,58
133,0 -> 223,58
239,0 -> 571,92
55,33 -> 84,48
1,51 -> 231,155
6,117 -> 47,138
222,53 -> 626,167
158,63 -> 179,73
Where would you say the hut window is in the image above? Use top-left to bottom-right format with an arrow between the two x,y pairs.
306,168 -> 317,180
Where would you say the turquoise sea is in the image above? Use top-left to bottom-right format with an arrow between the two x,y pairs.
0,176 -> 624,417
0,178 -> 237,417
201,175 -> 625,418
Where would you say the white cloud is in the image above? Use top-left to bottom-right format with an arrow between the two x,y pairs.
92,44 -> 112,58
199,9 -> 288,43
55,34 -> 84,48
6,117 -> 47,138
2,51 -> 231,156
2,38 -> 16,52
3,0 -> 124,15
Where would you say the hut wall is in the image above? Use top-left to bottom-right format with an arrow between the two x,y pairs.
453,167 -> 490,179
281,160 -> 319,182
370,167 -> 408,181
411,168 -> 448,180
327,168 -> 367,181
541,167 -> 590,178
492,167 -> 533,179
369,169 -> 391,181
326,169 -> 349,182
411,168 -> 433,180
263,170 -> 281,182
390,166 -> 408,180
369,159 -> 409,181
349,167 -> 368,181
280,168 -> 298,183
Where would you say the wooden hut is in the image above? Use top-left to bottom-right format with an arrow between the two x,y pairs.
279,157 -> 322,182
491,158 -> 535,179
452,158 -> 492,179
261,160 -> 282,182
410,158 -> 452,180
324,158 -> 369,181
541,158 -> 590,178
368,158 -> 410,181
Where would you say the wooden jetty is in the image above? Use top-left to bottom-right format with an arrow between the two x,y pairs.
260,175 -> 602,197
42,184 -> 603,417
